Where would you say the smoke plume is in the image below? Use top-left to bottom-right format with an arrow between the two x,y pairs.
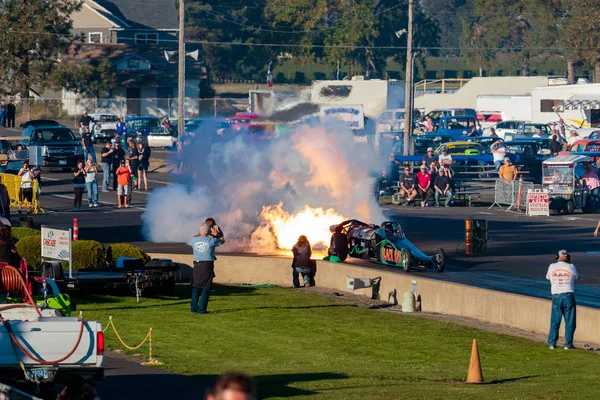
141,121 -> 386,251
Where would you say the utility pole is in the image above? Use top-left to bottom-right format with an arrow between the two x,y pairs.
403,0 -> 414,156
177,0 -> 185,141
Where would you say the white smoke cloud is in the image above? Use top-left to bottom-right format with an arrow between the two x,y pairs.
141,121 -> 386,251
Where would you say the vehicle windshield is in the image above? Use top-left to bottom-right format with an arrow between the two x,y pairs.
440,118 -> 478,130
32,128 -> 76,142
93,115 -> 118,123
505,143 -> 539,156
521,124 -> 551,136
543,165 -> 573,193
444,144 -> 484,154
127,118 -> 162,133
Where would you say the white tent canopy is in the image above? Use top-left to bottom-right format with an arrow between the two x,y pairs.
554,94 -> 600,111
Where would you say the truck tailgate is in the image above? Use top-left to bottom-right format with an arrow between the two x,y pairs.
0,318 -> 102,367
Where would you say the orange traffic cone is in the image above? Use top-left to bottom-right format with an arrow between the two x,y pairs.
466,339 -> 484,384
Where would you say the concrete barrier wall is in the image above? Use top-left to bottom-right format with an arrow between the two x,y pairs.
149,253 -> 600,346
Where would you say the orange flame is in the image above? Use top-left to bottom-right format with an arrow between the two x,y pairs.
259,203 -> 346,250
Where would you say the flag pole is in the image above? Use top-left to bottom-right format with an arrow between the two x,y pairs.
177,0 -> 185,142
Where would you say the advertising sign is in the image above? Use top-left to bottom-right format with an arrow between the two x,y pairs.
41,227 -> 71,261
527,190 -> 550,216
319,106 -> 365,129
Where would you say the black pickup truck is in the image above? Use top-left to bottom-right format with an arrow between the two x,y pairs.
21,125 -> 84,169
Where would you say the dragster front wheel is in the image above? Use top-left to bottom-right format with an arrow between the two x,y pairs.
402,248 -> 412,272
435,248 -> 446,273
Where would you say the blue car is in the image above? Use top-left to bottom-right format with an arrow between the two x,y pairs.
429,115 -> 481,140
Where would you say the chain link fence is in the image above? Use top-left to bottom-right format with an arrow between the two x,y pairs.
14,97 -> 248,129
490,178 -> 535,212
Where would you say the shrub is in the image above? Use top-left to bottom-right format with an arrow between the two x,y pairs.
108,243 -> 150,264
72,240 -> 106,270
15,235 -> 41,268
12,227 -> 41,242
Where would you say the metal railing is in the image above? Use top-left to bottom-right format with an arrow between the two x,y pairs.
489,177 -> 534,212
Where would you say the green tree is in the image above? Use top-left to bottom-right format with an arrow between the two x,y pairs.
422,0 -> 468,57
460,0 -> 555,76
0,0 -> 83,96
51,60 -> 116,98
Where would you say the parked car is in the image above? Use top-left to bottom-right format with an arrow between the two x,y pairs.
467,136 -> 504,152
19,119 -> 61,129
89,112 -> 119,143
125,116 -> 166,145
392,134 -> 454,156
489,120 -> 526,139
21,125 -> 84,169
432,115 -> 481,140
148,129 -> 178,149
504,123 -> 552,140
505,136 -> 552,155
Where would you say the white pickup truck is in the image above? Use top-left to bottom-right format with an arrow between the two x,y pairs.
0,308 -> 104,389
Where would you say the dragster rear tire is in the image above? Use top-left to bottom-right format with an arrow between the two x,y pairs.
435,248 -> 446,273
402,248 -> 412,272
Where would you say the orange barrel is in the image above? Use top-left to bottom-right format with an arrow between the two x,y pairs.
465,218 -> 473,255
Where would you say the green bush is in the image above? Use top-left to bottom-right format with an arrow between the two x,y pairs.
12,227 -> 41,241
108,243 -> 150,263
72,240 -> 106,270
15,235 -> 41,268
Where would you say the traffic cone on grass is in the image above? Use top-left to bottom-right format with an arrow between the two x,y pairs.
466,339 -> 483,384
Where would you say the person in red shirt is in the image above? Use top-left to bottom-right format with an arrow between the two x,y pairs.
116,160 -> 131,208
416,164 -> 433,207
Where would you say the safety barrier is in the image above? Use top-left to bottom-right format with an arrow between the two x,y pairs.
489,177 -> 534,212
102,316 -> 163,366
0,173 -> 44,214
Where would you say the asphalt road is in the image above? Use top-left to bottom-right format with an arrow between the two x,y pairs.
4,123 -> 600,398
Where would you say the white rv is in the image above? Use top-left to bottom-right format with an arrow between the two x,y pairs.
531,82 -> 600,128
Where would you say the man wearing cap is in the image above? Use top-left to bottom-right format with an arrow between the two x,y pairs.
490,140 -> 506,172
422,147 -> 436,168
416,165 -> 432,207
188,223 -> 225,315
498,157 -> 518,183
399,166 -> 418,206
547,250 -> 578,350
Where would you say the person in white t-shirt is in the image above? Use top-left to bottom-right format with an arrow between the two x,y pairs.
546,249 -> 578,350
490,140 -> 506,172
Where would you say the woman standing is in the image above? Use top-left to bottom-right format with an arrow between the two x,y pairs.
291,235 -> 312,288
137,142 -> 151,191
73,160 -> 86,211
84,159 -> 99,207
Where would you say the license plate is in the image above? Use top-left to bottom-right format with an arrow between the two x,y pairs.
59,160 -> 67,165
27,368 -> 48,381
67,283 -> 75,288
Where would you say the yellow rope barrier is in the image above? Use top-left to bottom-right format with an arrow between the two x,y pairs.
102,316 -> 163,365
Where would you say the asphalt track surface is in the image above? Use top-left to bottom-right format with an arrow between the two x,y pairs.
5,126 -> 600,398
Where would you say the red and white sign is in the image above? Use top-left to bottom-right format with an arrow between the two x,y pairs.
527,190 -> 549,216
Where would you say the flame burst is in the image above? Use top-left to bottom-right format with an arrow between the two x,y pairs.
259,203 -> 345,250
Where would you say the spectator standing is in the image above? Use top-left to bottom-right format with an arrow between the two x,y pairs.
438,147 -> 453,174
136,142 -> 150,191
0,100 -> 6,127
422,147 -> 436,167
77,111 -> 93,134
5,100 -> 15,128
188,223 -> 225,314
489,127 -> 498,137
546,250 -> 578,350
582,165 -> 600,211
498,157 -> 518,183
550,135 -> 562,155
100,142 -> 113,192
111,142 -> 125,191
18,162 -> 34,214
434,168 -> 453,207
291,235 -> 312,287
567,131 -> 579,148
416,165 -> 433,207
126,140 -> 139,190
84,160 -> 99,208
399,166 -> 418,206
116,160 -> 131,209
73,161 -> 86,212
115,118 -> 126,137
205,373 -> 255,400
490,140 -> 506,172
162,117 -> 172,132
81,126 -> 96,163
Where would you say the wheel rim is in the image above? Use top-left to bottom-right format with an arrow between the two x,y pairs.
403,252 -> 409,269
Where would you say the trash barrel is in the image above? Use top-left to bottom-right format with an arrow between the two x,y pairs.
18,216 -> 34,229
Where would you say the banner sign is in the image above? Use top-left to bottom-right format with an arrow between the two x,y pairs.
527,190 -> 549,216
41,227 -> 71,261
320,106 -> 365,129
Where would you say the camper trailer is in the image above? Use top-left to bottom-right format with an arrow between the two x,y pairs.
531,83 -> 600,128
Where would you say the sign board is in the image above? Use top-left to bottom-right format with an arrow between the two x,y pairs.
411,280 -> 417,295
319,105 -> 365,129
527,190 -> 549,216
41,227 -> 71,261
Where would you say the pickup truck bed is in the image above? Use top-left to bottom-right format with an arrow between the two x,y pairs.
0,313 -> 104,384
